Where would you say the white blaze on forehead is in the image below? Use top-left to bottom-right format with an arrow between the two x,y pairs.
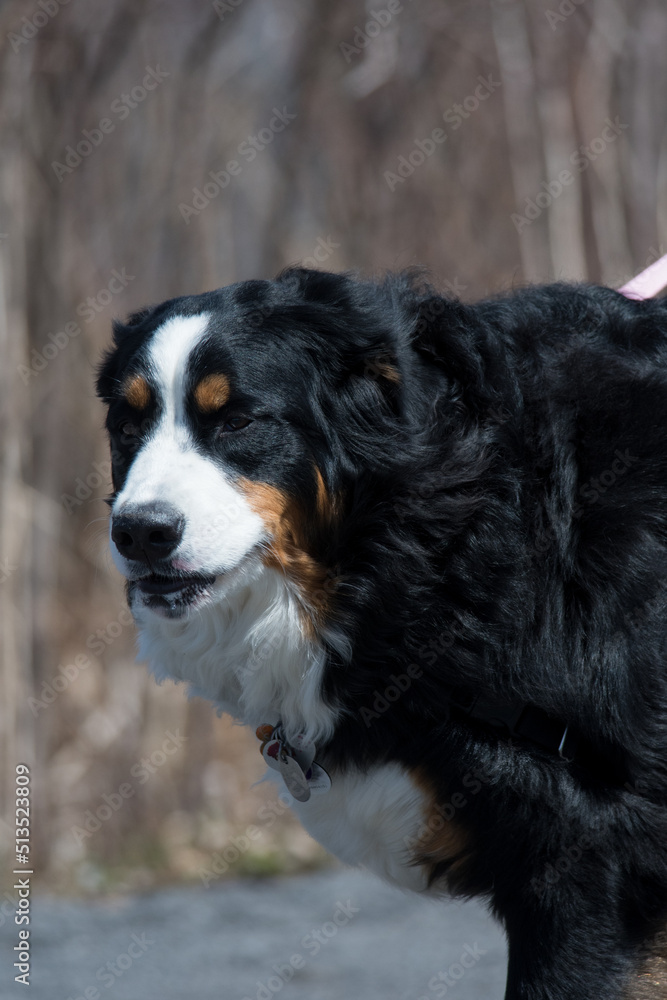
112,313 -> 266,576
147,312 -> 212,421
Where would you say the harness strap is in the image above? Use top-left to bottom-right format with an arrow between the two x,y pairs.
446,688 -> 628,788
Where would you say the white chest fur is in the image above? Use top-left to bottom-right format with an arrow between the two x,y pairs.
267,762 -> 433,893
134,560 -> 339,746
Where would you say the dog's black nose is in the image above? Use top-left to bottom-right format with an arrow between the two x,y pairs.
111,503 -> 184,562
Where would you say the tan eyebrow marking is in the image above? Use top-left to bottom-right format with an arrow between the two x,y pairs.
122,374 -> 151,409
193,373 -> 230,412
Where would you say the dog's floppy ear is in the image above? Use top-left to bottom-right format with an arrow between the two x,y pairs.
96,306 -> 156,402
281,267 -> 404,403
412,293 -> 501,417
411,294 -> 478,375
412,294 -> 456,360
275,265 -> 360,307
111,306 -> 154,345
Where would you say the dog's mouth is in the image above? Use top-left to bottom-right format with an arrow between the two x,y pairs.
134,572 -> 216,596
130,572 -> 217,615
126,548 -> 262,619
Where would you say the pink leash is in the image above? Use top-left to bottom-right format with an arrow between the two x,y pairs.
617,252 -> 667,300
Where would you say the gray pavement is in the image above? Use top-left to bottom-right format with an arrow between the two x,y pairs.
10,866 -> 508,999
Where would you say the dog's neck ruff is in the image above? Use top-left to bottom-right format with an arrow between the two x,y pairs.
134,560 -> 338,747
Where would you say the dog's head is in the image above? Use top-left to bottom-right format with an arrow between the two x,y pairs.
96,268 -> 408,630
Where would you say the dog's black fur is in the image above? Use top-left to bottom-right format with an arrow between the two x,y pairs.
99,268 -> 667,999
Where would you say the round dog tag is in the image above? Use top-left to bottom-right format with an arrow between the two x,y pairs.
278,753 -> 311,802
289,734 -> 316,772
306,762 -> 332,795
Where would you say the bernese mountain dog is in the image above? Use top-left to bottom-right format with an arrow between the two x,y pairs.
97,267 -> 667,999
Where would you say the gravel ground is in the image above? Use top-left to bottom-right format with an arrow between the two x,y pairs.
7,866 -> 508,999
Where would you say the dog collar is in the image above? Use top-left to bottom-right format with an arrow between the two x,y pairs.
447,689 -> 577,758
255,723 -> 331,802
618,252 -> 667,300
445,687 -> 632,790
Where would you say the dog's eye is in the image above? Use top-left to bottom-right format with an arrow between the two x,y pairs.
221,416 -> 252,433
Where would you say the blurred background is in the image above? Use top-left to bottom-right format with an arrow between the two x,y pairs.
1,0 -> 667,904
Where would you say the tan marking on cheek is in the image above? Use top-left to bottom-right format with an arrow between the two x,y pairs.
194,373 -> 230,412
627,929 -> 667,999
409,767 -> 472,891
122,374 -> 151,410
237,481 -> 287,535
237,478 -> 333,635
